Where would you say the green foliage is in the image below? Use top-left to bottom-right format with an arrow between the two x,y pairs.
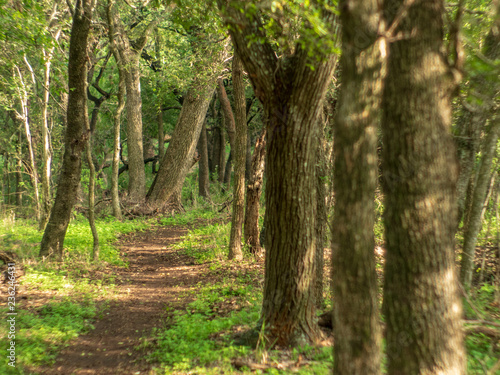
0,299 -> 96,374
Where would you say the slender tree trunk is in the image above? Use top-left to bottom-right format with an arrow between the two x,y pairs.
40,0 -> 95,259
244,129 -> 266,255
460,122 -> 500,290
332,1 -> 383,372
4,153 -> 10,205
217,121 -> 226,183
198,120 -> 210,198
381,0 -> 466,372
314,140 -> 327,309
228,53 -> 246,260
147,84 -> 215,207
460,2 -> 500,292
12,71 -> 40,221
86,138 -> 99,261
15,134 -> 22,207
106,0 -> 157,201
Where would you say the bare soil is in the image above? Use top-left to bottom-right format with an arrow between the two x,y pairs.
33,225 -> 210,375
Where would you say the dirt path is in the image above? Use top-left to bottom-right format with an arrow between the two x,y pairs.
36,225 -> 208,375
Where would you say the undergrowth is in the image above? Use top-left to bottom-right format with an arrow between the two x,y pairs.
0,215 -> 153,373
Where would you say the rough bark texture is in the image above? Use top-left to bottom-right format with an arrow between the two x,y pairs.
332,1 -> 383,372
220,0 -> 339,346
381,0 -> 466,373
40,0 -> 94,258
198,120 -> 210,198
459,3 -> 500,291
244,129 -> 266,255
107,0 -> 156,200
147,84 -> 215,206
228,53 -> 246,260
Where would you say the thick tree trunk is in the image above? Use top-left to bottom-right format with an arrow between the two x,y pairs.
40,0 -> 95,258
221,0 -> 339,346
314,143 -> 327,309
198,120 -> 210,198
244,129 -> 266,255
147,84 -> 215,207
228,53 -> 246,260
381,0 -> 466,372
332,1 -> 382,372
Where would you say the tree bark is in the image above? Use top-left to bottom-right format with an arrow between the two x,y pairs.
244,129 -> 266,255
314,138 -> 327,310
40,0 -> 95,259
198,120 -> 210,198
381,0 -> 466,372
106,0 -> 157,201
228,52 -> 246,260
332,1 -> 383,372
220,0 -> 339,346
15,134 -> 22,207
147,84 -> 215,207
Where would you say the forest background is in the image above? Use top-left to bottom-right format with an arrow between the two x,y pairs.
0,0 -> 499,374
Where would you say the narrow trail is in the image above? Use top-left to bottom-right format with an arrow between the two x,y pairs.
36,225 -> 209,375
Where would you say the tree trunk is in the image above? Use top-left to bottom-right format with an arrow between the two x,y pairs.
460,122 -> 500,290
106,0 -> 157,201
111,65 -> 125,220
198,120 -> 210,198
12,73 -> 40,221
228,52 -> 246,260
147,84 -> 215,207
381,0 -> 466,372
40,0 -> 95,259
332,1 -> 383,372
86,137 -> 99,261
220,1 -> 339,346
459,2 -> 500,292
314,139 -> 327,310
15,135 -> 22,207
244,129 -> 266,255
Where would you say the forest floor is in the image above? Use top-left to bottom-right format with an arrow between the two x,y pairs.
32,224 -> 213,375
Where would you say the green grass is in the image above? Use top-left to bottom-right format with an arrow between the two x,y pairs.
0,215 -> 153,373
0,299 -> 96,374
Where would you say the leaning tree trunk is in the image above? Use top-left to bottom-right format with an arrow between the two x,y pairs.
332,1 -> 383,373
381,0 -> 466,373
244,129 -> 266,255
40,0 -> 95,259
147,84 -> 216,207
228,53 -> 246,260
221,0 -> 339,346
459,3 -> 500,292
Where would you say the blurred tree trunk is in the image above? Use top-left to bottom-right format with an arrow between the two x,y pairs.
460,2 -> 500,292
198,120 -> 210,198
86,134 -> 99,261
40,0 -> 95,259
381,0 -> 466,372
244,129 -> 266,255
15,134 -> 22,207
332,0 -> 382,372
228,52 -> 246,260
11,71 -> 40,221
